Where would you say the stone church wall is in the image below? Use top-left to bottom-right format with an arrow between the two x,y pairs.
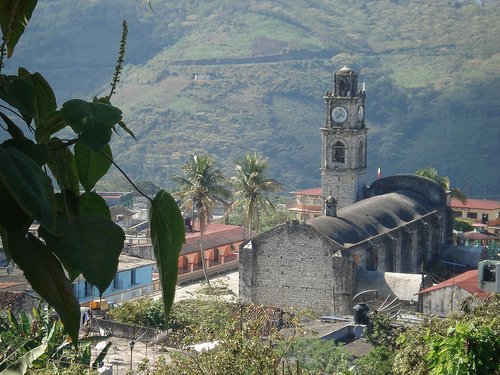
240,220 -> 350,315
240,205 -> 452,316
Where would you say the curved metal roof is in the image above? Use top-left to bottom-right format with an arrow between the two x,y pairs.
307,190 -> 443,246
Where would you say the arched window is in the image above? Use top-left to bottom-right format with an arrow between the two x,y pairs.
358,141 -> 365,167
332,141 -> 345,163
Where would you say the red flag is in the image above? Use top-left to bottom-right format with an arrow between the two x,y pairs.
377,166 -> 381,179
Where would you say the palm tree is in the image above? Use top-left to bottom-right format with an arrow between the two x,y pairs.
229,153 -> 283,235
171,155 -> 231,286
415,167 -> 467,203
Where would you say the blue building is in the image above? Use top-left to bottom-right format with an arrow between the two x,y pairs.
73,254 -> 156,305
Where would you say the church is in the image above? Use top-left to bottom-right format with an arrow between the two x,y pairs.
239,66 -> 454,315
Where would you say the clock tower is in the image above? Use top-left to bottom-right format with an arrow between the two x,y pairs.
321,66 -> 367,209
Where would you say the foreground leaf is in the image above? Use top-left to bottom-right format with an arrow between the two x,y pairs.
61,99 -> 122,152
0,111 -> 26,139
78,192 -> 111,219
2,138 -> 48,166
18,68 -> 57,128
0,75 -> 34,126
116,120 -> 137,140
149,190 -> 185,320
0,145 -> 56,233
0,182 -> 33,235
35,111 -> 67,142
75,142 -> 112,193
47,138 -> 79,196
0,0 -> 37,57
1,342 -> 48,375
40,215 -> 125,294
8,233 -> 80,345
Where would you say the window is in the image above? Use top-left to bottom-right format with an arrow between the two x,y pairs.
130,269 -> 137,285
482,213 -> 489,224
454,211 -> 463,218
332,141 -> 345,163
358,141 -> 365,167
467,212 -> 478,219
113,276 -> 122,289
84,281 -> 93,297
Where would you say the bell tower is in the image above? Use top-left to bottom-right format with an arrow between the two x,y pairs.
321,66 -> 367,209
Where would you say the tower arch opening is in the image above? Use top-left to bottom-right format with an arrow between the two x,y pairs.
332,141 -> 346,163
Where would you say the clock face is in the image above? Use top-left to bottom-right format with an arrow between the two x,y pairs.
358,106 -> 364,121
332,106 -> 348,123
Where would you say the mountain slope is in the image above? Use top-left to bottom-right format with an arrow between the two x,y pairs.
6,0 -> 500,198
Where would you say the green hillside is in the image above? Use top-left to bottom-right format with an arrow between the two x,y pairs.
7,0 -> 500,198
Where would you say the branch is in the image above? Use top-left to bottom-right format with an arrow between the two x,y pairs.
100,150 -> 153,203
0,38 -> 6,73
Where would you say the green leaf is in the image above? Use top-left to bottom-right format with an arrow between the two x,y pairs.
61,99 -> 122,152
0,111 -> 25,139
149,190 -> 185,319
92,341 -> 112,369
40,215 -> 125,294
18,69 -> 57,127
74,142 -> 112,193
0,182 -> 33,235
47,138 -> 79,196
116,120 -> 137,140
54,191 -> 79,219
0,74 -> 34,126
78,192 -> 111,219
0,0 -> 37,57
0,145 -> 56,234
35,111 -> 68,143
81,344 -> 92,367
8,233 -> 80,345
1,342 -> 48,374
2,138 -> 48,166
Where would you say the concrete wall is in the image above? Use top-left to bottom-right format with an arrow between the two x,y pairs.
90,318 -> 164,342
422,286 -> 472,316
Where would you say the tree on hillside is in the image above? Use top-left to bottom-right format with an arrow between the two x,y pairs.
171,155 -> 231,286
415,167 -> 467,203
0,3 -> 184,346
229,152 -> 283,235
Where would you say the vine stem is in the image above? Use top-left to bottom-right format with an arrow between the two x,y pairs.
0,39 -> 6,73
100,150 -> 153,203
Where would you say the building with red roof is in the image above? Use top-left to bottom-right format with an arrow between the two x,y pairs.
289,187 -> 322,221
124,223 -> 248,285
417,260 -> 499,316
451,197 -> 500,224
